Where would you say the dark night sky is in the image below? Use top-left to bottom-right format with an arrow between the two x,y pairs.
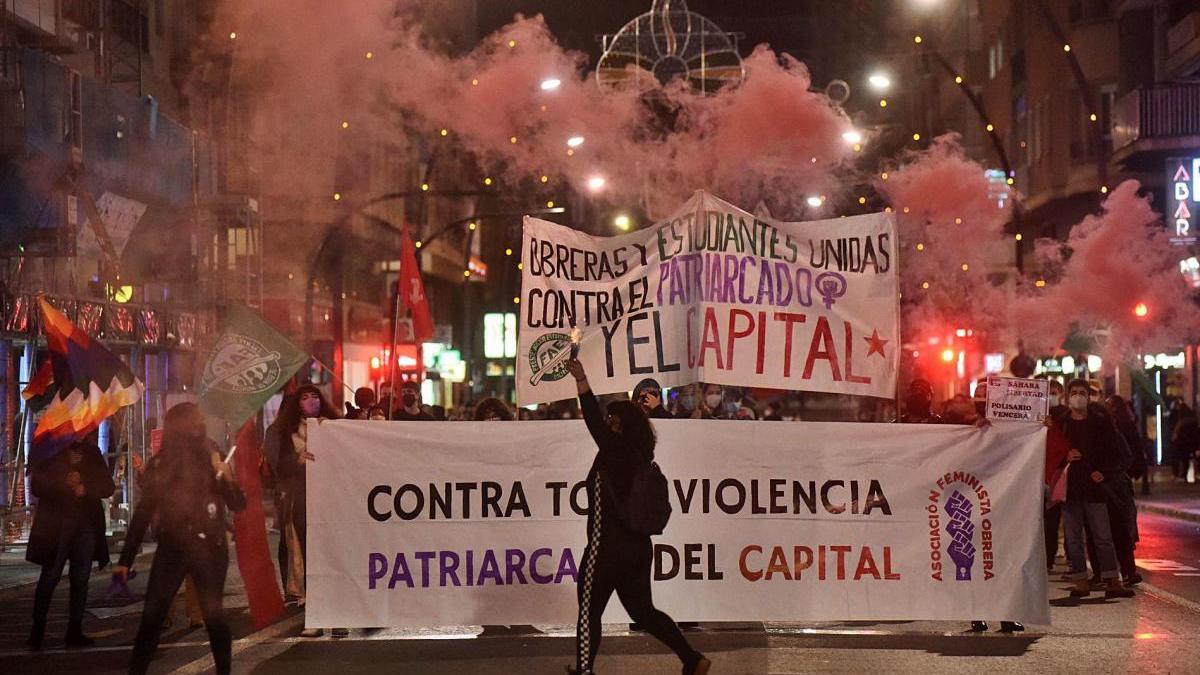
476,1 -> 896,89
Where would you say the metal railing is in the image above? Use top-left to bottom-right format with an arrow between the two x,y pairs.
1112,83 -> 1200,151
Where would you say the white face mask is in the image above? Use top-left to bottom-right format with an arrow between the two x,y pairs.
1068,394 -> 1089,412
705,394 -> 723,409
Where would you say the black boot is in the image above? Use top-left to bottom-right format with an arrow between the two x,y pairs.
969,621 -> 988,632
64,623 -> 95,649
1000,621 -> 1025,633
27,620 -> 45,651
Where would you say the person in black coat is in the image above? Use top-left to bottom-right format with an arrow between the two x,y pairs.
566,358 -> 709,675
633,378 -> 673,419
27,435 -> 116,649
113,403 -> 246,675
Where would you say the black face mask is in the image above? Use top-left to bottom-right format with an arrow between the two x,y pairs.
402,393 -> 417,407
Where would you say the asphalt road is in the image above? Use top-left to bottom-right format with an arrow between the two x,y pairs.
1132,511 -> 1200,606
5,511 -> 1200,674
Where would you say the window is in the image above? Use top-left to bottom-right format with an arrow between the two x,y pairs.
68,70 -> 83,151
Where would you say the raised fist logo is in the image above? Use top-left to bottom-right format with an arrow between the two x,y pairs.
944,490 -> 976,581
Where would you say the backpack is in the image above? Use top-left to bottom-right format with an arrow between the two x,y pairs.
606,460 -> 672,536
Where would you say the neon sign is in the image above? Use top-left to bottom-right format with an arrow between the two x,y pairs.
1166,158 -> 1200,246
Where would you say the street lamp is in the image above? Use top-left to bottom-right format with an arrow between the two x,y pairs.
842,130 -> 863,145
540,78 -> 562,91
567,136 -> 585,148
867,73 -> 891,92
614,214 -> 632,231
587,176 -> 606,193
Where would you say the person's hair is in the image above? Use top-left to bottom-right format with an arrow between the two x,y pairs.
473,397 -> 513,421
275,384 -> 339,436
430,405 -> 447,421
156,402 -> 215,521
1066,378 -> 1090,397
606,400 -> 656,460
354,387 -> 376,408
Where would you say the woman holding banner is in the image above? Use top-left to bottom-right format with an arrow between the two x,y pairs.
566,358 -> 710,675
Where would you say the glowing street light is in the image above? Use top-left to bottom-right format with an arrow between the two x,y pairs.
1134,302 -> 1149,318
587,176 -> 606,193
842,130 -> 863,144
567,136 -> 585,148
614,214 -> 632,231
867,73 -> 891,92
806,196 -> 824,208
540,78 -> 562,91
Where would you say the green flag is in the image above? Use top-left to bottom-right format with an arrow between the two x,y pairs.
198,304 -> 309,427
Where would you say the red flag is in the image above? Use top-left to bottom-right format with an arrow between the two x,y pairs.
232,419 -> 285,629
399,225 -> 434,343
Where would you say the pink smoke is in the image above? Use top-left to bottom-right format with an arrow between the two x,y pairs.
879,136 -> 1014,340
1011,180 -> 1200,358
203,4 -> 854,217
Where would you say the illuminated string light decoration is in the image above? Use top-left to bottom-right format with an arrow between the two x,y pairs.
471,78 -> 479,86
1035,279 -> 1046,288
415,241 -> 422,248
513,297 -> 520,305
1063,44 -> 1071,52
546,200 -> 556,208
858,196 -> 867,205
879,98 -> 888,107
881,172 -> 889,180
1100,185 -> 1109,194
333,192 -> 342,201
468,222 -> 477,231
986,123 -> 995,132
505,248 -> 513,256
914,35 -> 923,44
597,0 -> 744,94
922,281 -> 930,289
1015,233 -> 1023,241
540,175 -> 549,183
229,31 -> 237,40
341,121 -> 349,129
440,128 -> 449,137
1134,302 -> 1149,318
365,51 -> 373,59
916,243 -> 925,251
508,39 -> 517,48
509,136 -> 518,144
912,133 -> 921,141
961,263 -> 970,272
420,183 -> 429,191
954,75 -> 963,84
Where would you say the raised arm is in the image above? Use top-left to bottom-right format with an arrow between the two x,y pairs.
568,358 -> 615,449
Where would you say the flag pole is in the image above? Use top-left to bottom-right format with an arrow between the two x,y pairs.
310,356 -> 356,398
386,226 -> 407,420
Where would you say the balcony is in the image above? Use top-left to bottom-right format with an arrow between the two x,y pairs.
1167,10 -> 1200,77
1111,83 -> 1200,168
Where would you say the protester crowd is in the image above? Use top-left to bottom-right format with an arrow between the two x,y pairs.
23,365 -> 1192,674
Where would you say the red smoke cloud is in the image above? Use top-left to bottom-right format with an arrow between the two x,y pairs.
1011,180 -> 1200,358
204,3 -> 853,217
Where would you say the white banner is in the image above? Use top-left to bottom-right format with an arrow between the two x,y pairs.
986,376 -> 1050,423
306,419 -> 1050,628
517,192 -> 899,404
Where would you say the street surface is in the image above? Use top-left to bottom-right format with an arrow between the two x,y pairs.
3,510 -> 1200,674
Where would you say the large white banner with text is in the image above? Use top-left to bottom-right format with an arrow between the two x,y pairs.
305,419 -> 1050,628
517,191 -> 899,405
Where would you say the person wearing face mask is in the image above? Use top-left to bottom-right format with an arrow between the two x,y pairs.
272,384 -> 345,637
392,381 -> 434,421
1047,380 -> 1066,412
897,379 -> 942,424
670,383 -> 710,419
565,358 -> 710,675
633,378 -> 673,419
1058,379 -> 1135,599
701,382 -> 726,419
113,403 -> 246,674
